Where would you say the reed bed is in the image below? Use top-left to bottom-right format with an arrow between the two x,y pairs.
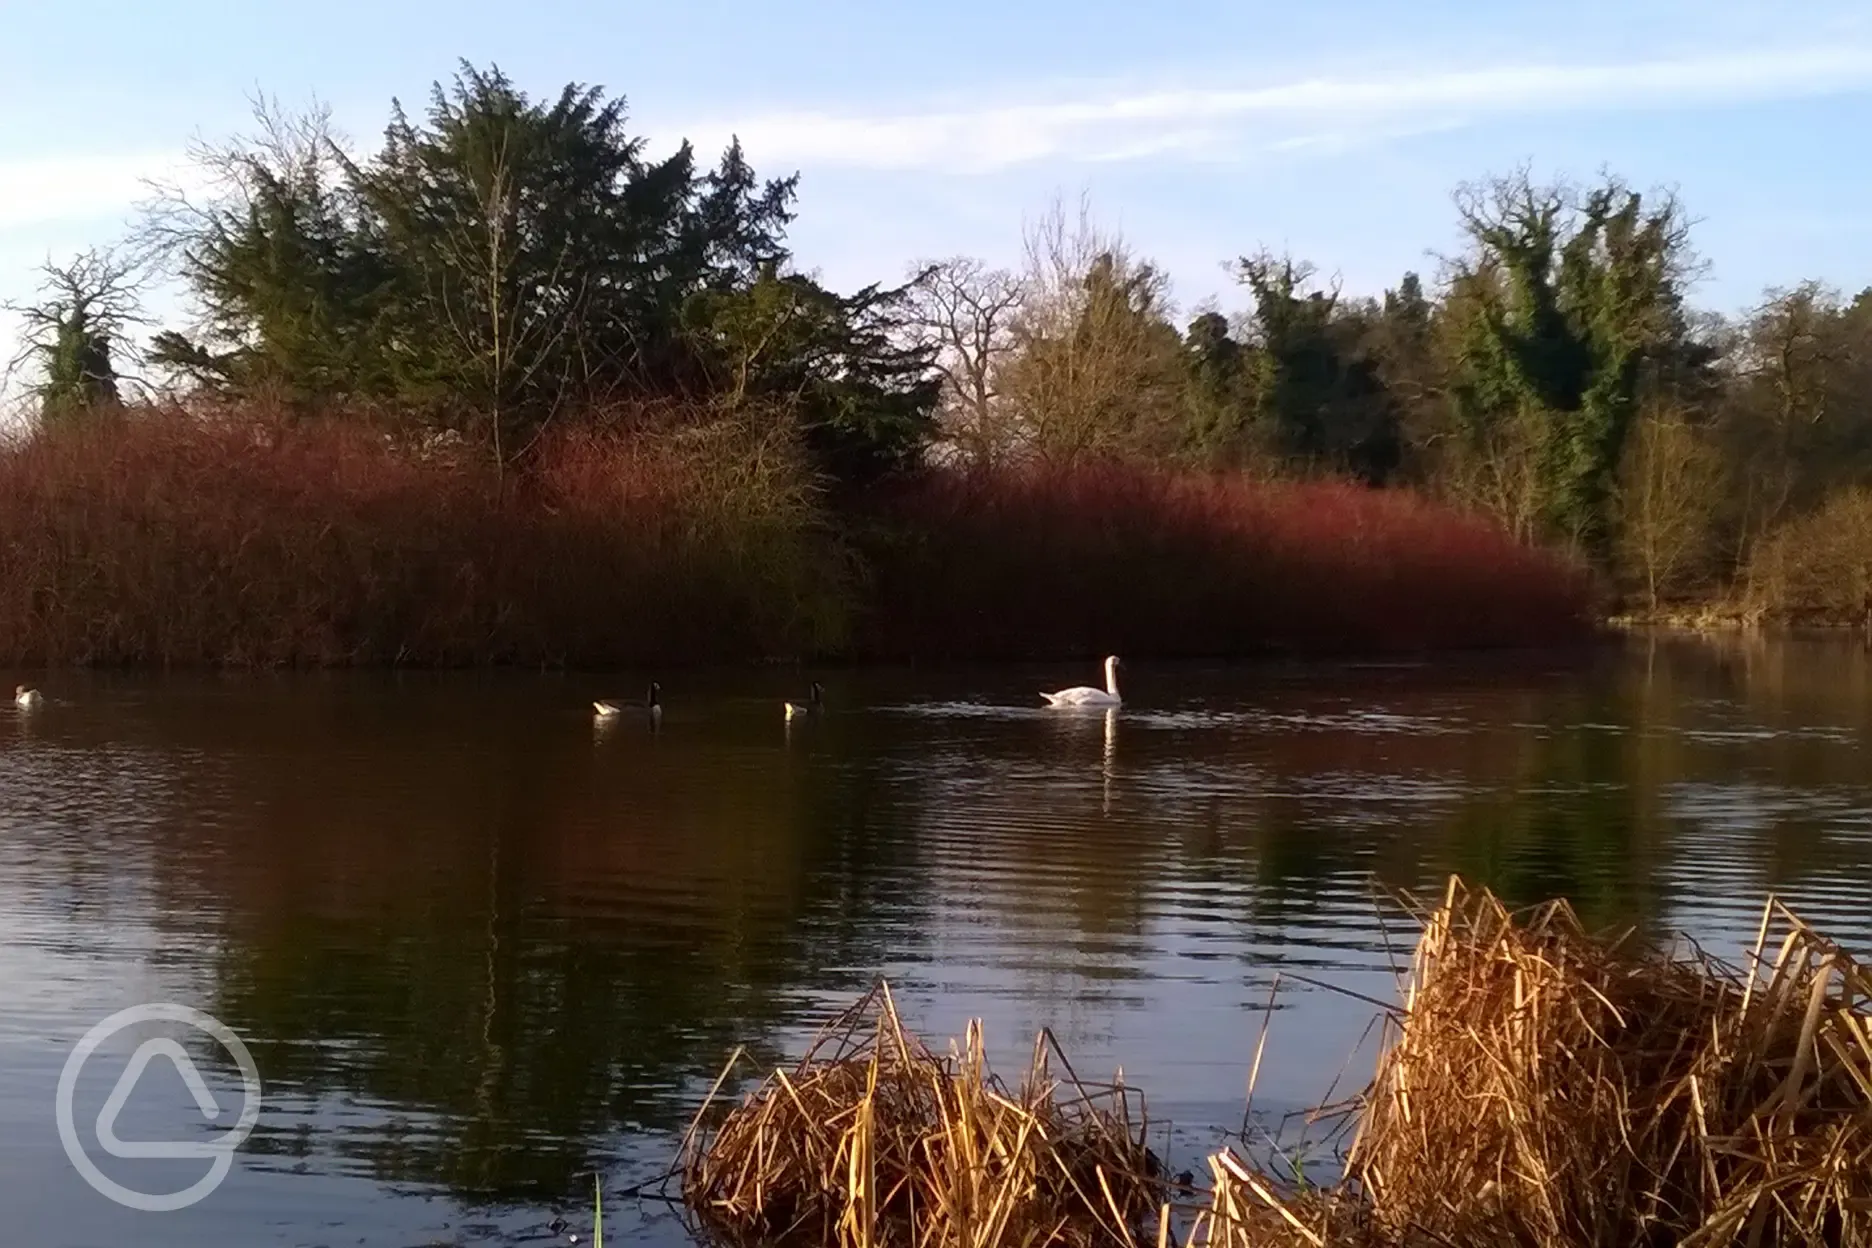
678,983 -> 1166,1248
1198,876 -> 1872,1247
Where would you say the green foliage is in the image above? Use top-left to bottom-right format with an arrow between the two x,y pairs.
4,249 -> 141,425
684,268 -> 940,490
1181,310 -> 1252,459
1447,171 -> 1692,568
151,109 -> 390,402
145,62 -> 931,488
1239,252 -> 1398,483
1177,255 -> 1401,483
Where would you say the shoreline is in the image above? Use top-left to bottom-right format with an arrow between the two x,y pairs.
1,635 -> 1620,675
1608,607 -> 1872,636
14,611 -> 1872,675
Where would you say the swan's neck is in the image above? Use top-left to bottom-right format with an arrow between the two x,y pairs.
1105,659 -> 1120,697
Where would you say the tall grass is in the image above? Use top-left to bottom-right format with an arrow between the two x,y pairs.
0,410 -> 1595,668
854,462 -> 1596,661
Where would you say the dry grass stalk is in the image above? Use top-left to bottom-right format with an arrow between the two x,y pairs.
680,982 -> 1166,1248
1178,1146 -> 1392,1248
1218,875 -> 1872,1247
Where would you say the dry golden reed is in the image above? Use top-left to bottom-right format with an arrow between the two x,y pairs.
678,982 -> 1166,1248
679,879 -> 1872,1248
1196,876 -> 1872,1248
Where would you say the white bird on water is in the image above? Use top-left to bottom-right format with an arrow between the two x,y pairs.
784,681 -> 824,721
15,685 -> 41,709
1040,655 -> 1123,708
594,682 -> 661,727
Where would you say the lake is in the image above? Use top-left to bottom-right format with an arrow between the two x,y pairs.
4,634 -> 1871,1247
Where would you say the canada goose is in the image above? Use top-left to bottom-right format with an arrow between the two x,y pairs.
594,682 -> 661,726
1040,655 -> 1122,708
784,681 -> 825,721
15,685 -> 41,709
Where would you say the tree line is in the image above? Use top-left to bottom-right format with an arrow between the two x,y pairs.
9,60 -> 1870,617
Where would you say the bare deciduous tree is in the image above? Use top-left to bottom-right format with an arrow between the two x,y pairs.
903,256 -> 1024,470
1618,403 -> 1722,610
997,192 -> 1185,464
1436,412 -> 1547,544
1719,282 -> 1854,568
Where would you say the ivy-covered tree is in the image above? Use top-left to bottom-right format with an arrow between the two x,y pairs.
1190,252 -> 1398,483
1368,271 -> 1444,475
1181,310 -> 1253,463
5,249 -> 145,425
1446,169 -> 1693,569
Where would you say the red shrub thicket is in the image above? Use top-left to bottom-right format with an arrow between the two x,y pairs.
0,410 -> 1596,667
0,407 -> 849,666
852,461 -> 1597,660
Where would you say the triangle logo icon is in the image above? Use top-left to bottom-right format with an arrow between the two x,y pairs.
94,1038 -> 229,1160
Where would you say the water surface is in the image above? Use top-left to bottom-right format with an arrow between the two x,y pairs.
4,634 -> 1871,1246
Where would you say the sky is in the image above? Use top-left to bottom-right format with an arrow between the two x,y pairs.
4,0 -> 1872,399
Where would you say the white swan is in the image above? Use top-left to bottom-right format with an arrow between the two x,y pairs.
15,685 -> 41,709
1040,655 -> 1122,707
784,681 -> 824,721
594,682 -> 661,727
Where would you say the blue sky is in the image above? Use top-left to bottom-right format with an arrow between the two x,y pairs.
5,0 -> 1872,395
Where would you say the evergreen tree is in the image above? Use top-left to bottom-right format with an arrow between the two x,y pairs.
148,61 -> 924,486
1228,251 -> 1399,483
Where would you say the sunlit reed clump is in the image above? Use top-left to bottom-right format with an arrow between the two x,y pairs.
679,982 -> 1166,1248
1193,876 -> 1872,1247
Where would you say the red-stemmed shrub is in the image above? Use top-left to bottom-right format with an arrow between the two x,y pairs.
851,460 -> 1596,660
0,405 -> 850,667
0,409 -> 1595,667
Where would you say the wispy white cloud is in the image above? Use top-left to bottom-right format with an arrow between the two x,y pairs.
666,44 -> 1872,174
0,150 -> 191,233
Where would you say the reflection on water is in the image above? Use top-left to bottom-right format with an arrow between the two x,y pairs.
3,635 -> 1872,1245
